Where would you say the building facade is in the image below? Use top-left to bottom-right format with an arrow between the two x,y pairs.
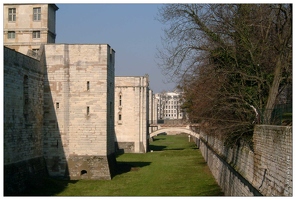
3,4 -> 58,57
114,75 -> 150,153
155,91 -> 184,120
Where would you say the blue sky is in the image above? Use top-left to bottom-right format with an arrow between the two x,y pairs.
55,3 -> 176,93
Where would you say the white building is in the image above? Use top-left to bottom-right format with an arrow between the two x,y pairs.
155,91 -> 184,120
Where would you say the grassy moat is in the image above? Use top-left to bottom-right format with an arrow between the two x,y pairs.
23,134 -> 224,196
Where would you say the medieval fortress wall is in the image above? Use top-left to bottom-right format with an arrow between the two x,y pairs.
4,47 -> 47,194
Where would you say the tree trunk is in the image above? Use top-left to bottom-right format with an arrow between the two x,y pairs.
263,58 -> 282,124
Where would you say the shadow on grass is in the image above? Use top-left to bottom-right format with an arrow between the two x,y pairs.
150,145 -> 196,151
149,145 -> 167,151
167,148 -> 185,150
17,178 -> 78,196
115,161 -> 151,175
18,161 -> 151,195
152,137 -> 166,141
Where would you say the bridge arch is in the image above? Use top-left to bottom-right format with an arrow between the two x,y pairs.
150,127 -> 199,139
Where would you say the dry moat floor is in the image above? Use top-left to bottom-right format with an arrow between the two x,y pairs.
22,134 -> 224,196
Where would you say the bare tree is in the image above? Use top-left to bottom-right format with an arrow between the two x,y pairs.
156,4 -> 292,145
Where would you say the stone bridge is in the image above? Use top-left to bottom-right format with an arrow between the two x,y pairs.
149,123 -> 200,139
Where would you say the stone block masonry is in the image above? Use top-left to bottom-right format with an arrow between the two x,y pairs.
253,125 -> 292,196
4,47 -> 47,195
199,125 -> 292,196
43,44 -> 116,180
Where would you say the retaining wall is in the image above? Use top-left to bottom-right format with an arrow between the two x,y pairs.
198,125 -> 292,196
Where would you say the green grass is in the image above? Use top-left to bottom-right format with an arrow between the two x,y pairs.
23,134 -> 223,196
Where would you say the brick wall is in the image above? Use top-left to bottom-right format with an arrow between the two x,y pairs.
199,125 -> 292,196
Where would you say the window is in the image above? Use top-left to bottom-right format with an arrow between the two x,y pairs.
119,114 -> 122,121
33,7 -> 41,21
87,81 -> 90,91
32,31 -> 40,39
56,102 -> 59,109
8,8 -> 16,21
8,31 -> 15,39
119,95 -> 122,106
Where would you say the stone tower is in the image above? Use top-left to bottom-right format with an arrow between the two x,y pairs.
114,75 -> 150,153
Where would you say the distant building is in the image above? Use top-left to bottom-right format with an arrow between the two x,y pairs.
155,91 -> 185,120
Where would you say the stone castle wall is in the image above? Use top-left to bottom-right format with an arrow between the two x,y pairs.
4,47 -> 47,195
199,125 -> 292,196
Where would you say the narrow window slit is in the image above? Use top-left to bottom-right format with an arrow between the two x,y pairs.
87,81 -> 90,91
87,106 -> 90,115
